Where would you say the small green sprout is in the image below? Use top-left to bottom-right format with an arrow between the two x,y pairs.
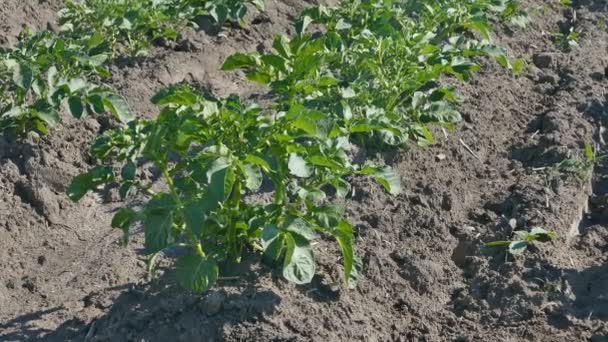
486,227 -> 557,255
553,27 -> 579,50
558,143 -> 604,177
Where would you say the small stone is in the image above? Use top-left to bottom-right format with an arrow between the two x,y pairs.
441,194 -> 453,211
37,255 -> 46,265
103,187 -> 122,203
435,153 -> 446,161
537,70 -> 559,84
202,291 -> 225,316
532,53 -> 553,69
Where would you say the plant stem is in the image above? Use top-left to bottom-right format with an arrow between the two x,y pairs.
161,163 -> 205,258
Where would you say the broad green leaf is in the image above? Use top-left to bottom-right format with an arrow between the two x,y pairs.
111,208 -> 137,245
222,53 -> 257,70
246,71 -> 272,84
152,86 -> 199,106
121,162 -> 137,181
313,205 -> 344,230
87,31 -> 105,49
333,220 -> 355,287
262,224 -> 284,263
288,153 -> 312,178
11,62 -> 33,89
529,227 -> 557,240
245,155 -> 271,172
282,233 -> 315,284
296,15 -> 312,35
184,197 -> 218,237
36,110 -> 61,126
67,166 -> 113,201
244,163 -> 263,191
207,158 -> 235,204
176,254 -> 219,293
361,165 -> 402,195
143,194 -> 175,253
103,94 -> 134,122
285,217 -> 317,240
68,96 -> 84,118
508,241 -> 528,255
261,54 -> 287,73
272,35 -> 291,58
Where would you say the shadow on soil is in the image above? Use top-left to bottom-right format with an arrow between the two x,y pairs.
543,263 -> 608,329
0,262 -> 282,341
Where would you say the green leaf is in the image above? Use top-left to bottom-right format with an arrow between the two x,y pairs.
87,94 -> 106,114
152,85 -> 199,106
485,240 -> 512,247
282,232 -> 315,284
67,166 -> 113,201
87,31 -> 105,49
184,197 -> 218,237
143,194 -> 175,253
121,162 -> 136,181
508,240 -> 528,255
36,111 -> 61,126
288,153 -> 312,178
261,54 -> 287,73
511,58 -> 526,74
103,94 -> 134,122
176,254 -> 219,292
222,53 -> 258,70
333,220 -> 356,287
584,144 -> 594,162
243,163 -> 263,191
295,15 -> 312,35
246,71 -> 272,84
207,159 -> 235,204
361,165 -> 402,195
11,62 -> 33,89
111,208 -> 137,245
68,96 -> 84,118
272,35 -> 291,58
262,224 -> 284,263
251,0 -> 265,11
530,227 -> 557,240
245,155 -> 271,172
284,217 -> 317,240
313,205 -> 344,230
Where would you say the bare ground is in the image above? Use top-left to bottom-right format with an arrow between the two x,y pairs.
0,0 -> 607,341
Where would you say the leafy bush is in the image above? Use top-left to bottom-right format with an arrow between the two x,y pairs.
0,32 -> 132,135
59,0 -> 265,57
224,0 -> 525,147
69,0 -> 527,292
69,85 -> 399,291
486,227 -> 557,255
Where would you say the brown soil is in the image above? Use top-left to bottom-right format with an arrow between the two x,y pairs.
1,0 -> 607,341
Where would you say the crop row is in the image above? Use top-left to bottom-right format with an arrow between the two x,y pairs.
1,0 -> 526,292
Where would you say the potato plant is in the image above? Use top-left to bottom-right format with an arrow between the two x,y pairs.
223,0 -> 526,147
69,85 -> 399,291
486,227 -> 557,255
59,0 -> 265,57
0,32 -> 133,135
67,0 -> 527,292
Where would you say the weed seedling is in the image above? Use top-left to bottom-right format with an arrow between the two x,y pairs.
486,227 -> 557,255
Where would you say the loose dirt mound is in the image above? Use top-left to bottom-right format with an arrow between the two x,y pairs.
1,1 -> 607,341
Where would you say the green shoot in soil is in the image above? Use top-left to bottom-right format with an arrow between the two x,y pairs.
486,227 -> 557,255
